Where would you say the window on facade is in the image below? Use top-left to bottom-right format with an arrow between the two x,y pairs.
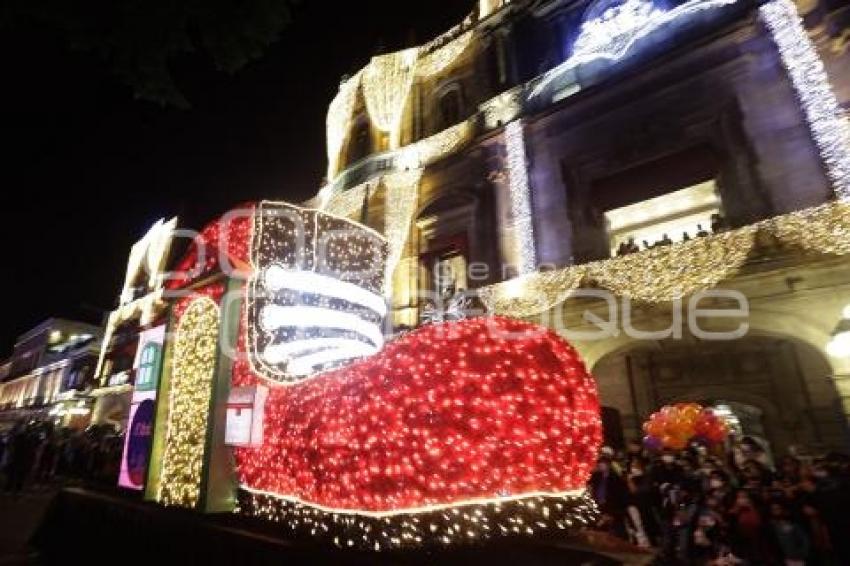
439,87 -> 463,128
348,117 -> 372,165
135,342 -> 162,390
433,252 -> 468,300
604,181 -> 722,256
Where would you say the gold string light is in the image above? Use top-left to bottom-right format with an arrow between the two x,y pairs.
362,49 -> 419,150
585,228 -> 757,303
763,200 -> 850,255
416,31 -> 475,77
322,118 -> 472,295
326,72 -> 363,181
396,119 -> 474,171
480,202 -> 850,317
478,268 -> 588,319
156,296 -> 220,508
324,25 -> 477,185
237,489 -> 598,551
382,170 -> 423,293
322,119 -> 473,224
323,183 -> 371,219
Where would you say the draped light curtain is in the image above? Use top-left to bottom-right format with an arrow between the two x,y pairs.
324,29 -> 476,184
382,170 -> 424,295
416,31 -> 474,78
325,72 -> 362,181
362,48 -> 419,151
479,202 -> 850,317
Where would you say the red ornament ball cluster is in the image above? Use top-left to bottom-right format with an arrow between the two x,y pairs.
233,316 -> 602,514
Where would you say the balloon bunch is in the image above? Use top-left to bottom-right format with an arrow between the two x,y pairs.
643,403 -> 729,451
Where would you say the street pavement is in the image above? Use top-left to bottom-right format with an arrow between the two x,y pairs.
0,489 -> 54,565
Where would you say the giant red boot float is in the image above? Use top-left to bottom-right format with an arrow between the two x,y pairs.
165,202 -> 602,550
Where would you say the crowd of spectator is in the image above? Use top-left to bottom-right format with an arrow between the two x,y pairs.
616,214 -> 731,257
5,418 -> 850,565
0,420 -> 122,494
589,438 -> 850,564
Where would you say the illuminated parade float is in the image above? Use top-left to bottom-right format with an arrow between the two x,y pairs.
7,0 -> 850,557
132,202 -> 602,549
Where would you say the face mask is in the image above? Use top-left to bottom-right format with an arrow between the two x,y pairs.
709,479 -> 724,489
813,470 -> 828,479
662,455 -> 675,464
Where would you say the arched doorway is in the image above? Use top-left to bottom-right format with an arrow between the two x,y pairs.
591,334 -> 849,456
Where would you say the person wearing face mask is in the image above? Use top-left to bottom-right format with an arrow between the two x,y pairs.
798,498 -> 835,565
727,489 -> 772,563
625,458 -> 657,548
806,461 -> 850,564
769,501 -> 810,566
776,455 -> 802,485
589,457 -> 631,540
706,470 -> 735,509
651,450 -> 685,490
666,484 -> 698,562
625,440 -> 644,467
691,494 -> 729,564
708,474 -> 725,491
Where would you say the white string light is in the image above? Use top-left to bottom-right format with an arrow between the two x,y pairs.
246,202 -> 388,384
264,265 -> 388,317
264,337 -> 378,364
258,293 -> 385,346
531,0 -> 739,98
572,0 -> 664,58
759,0 -> 850,200
480,88 -> 523,130
284,341 -> 380,376
505,120 -> 536,274
259,305 -> 385,370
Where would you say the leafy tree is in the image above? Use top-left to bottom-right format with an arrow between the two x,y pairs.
0,0 -> 297,107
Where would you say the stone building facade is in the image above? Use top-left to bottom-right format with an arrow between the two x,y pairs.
310,0 -> 850,454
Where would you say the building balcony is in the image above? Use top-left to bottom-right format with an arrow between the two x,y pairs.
479,201 -> 850,317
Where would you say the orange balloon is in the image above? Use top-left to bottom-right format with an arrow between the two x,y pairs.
647,421 -> 665,437
682,406 -> 700,423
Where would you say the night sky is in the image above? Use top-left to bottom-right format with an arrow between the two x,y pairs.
0,1 -> 471,353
